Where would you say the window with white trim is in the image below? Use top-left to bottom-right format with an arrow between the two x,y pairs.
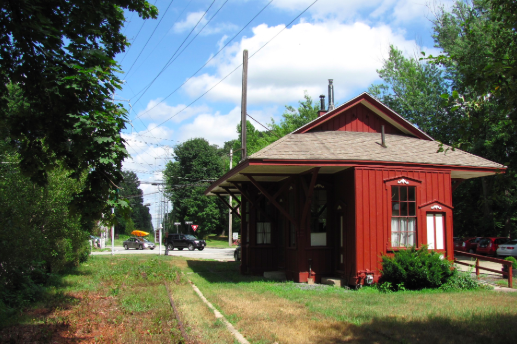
256,198 -> 272,244
426,213 -> 444,250
391,185 -> 416,247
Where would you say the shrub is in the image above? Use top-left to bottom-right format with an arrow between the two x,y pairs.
504,256 -> 517,269
380,246 -> 455,290
439,270 -> 488,291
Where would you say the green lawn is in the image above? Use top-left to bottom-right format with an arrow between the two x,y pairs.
4,255 -> 517,344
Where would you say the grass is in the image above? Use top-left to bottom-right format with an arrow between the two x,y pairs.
3,256 -> 517,343
204,234 -> 236,248
180,259 -> 517,344
0,255 -> 233,343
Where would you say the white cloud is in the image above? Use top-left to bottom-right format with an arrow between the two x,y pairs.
184,20 -> 438,106
173,11 -> 207,33
136,100 -> 210,123
172,11 -> 237,35
176,107 -> 241,147
269,0 -> 447,24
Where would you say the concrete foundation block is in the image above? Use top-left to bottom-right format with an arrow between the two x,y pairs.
321,277 -> 342,287
264,271 -> 286,281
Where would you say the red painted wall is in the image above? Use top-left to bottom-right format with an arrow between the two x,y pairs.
353,168 -> 453,282
308,103 -> 405,135
333,168 -> 357,285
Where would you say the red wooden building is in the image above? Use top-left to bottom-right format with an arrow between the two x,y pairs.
205,92 -> 505,286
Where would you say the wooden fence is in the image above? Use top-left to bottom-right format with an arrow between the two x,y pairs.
453,250 -> 513,288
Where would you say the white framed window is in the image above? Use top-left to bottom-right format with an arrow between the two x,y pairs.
426,213 -> 444,250
391,185 -> 416,247
256,222 -> 271,244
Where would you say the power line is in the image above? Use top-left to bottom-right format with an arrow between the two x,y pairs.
132,0 -> 218,107
125,0 -> 176,79
132,0 -> 275,121
246,113 -> 282,139
141,0 -> 318,134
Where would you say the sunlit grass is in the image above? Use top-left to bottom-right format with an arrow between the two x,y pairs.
179,259 -> 517,344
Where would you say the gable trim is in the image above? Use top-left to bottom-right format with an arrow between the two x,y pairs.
294,93 -> 433,141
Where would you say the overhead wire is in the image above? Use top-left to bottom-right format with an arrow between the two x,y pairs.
140,0 -> 318,134
132,0 -> 275,121
119,0 -> 159,63
125,0 -> 176,79
135,0 -> 194,70
246,113 -> 282,139
132,0 -> 219,107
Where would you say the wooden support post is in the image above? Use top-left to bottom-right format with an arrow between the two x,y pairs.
215,193 -> 241,219
241,50 -> 248,161
245,175 -> 297,228
509,265 -> 513,289
223,187 -> 242,208
230,182 -> 254,207
300,168 -> 320,226
475,259 -> 480,278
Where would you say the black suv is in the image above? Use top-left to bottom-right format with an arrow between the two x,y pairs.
165,234 -> 206,251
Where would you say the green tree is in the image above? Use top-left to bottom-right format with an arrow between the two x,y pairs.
231,93 -> 320,163
369,2 -> 517,237
368,46 -> 457,143
115,171 -> 153,235
0,142 -> 90,314
164,138 -> 227,238
0,0 -> 158,224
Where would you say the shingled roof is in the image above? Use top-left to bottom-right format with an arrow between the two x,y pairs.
249,131 -> 504,169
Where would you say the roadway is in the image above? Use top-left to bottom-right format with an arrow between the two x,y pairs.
91,246 -> 236,261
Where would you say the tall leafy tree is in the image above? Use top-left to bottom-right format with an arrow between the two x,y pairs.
369,1 -> 517,237
231,93 -> 320,163
368,46 -> 457,143
0,141 -> 90,312
164,138 -> 227,238
115,171 -> 153,235
0,0 -> 158,224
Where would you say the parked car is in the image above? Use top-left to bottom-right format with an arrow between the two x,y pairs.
123,237 -> 155,250
138,237 -> 155,250
476,237 -> 508,256
234,246 -> 241,261
90,235 -> 101,248
496,239 -> 517,257
165,234 -> 206,251
459,237 -> 482,253
453,237 -> 463,251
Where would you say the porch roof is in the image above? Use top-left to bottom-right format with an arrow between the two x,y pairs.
205,131 -> 505,196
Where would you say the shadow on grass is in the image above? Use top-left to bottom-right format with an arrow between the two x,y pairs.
186,260 -> 267,284
313,313 -> 517,344
0,323 -> 89,343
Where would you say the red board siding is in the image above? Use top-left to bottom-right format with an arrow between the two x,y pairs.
353,168 -> 453,279
308,103 -> 405,135
333,168 -> 356,285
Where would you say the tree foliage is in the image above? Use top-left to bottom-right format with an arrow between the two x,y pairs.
115,171 -> 153,235
163,138 -> 227,238
0,142 -> 90,314
369,1 -> 517,237
0,0 -> 158,224
231,93 -> 320,163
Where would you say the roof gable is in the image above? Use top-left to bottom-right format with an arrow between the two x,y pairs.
294,93 -> 433,141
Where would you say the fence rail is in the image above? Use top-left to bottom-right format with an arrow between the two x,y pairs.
454,250 -> 513,288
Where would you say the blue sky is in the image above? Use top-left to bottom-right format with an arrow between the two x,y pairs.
116,0 -> 452,226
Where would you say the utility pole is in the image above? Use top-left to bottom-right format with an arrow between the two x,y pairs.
241,50 -> 248,161
229,148 -> 233,247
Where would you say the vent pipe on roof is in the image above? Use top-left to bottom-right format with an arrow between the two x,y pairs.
318,95 -> 326,117
328,79 -> 335,111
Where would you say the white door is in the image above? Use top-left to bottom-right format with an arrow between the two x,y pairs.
426,213 -> 444,250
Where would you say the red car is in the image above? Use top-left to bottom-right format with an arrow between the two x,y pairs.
458,237 -> 482,253
476,237 -> 508,256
